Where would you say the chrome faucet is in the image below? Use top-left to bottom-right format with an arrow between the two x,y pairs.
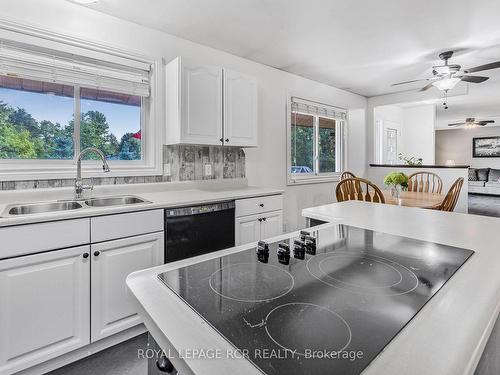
75,147 -> 110,199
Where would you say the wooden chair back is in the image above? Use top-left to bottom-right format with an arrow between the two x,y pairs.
408,171 -> 443,194
336,177 -> 386,204
340,171 -> 356,180
437,177 -> 464,212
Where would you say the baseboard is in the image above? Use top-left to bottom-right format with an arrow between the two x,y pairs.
15,325 -> 147,375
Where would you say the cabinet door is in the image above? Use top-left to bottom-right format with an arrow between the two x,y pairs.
182,62 -> 223,145
91,232 -> 164,342
235,213 -> 261,246
223,69 -> 258,147
0,246 -> 90,375
261,211 -> 283,240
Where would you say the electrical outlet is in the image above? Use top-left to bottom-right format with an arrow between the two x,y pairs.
163,163 -> 171,176
204,163 -> 212,176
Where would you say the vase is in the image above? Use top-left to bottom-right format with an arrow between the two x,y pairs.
390,185 -> 401,199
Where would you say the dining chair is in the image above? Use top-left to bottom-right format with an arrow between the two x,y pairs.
340,171 -> 356,180
436,177 -> 464,212
408,171 -> 443,194
336,177 -> 386,203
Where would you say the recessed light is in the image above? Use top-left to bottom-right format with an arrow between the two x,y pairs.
71,0 -> 98,4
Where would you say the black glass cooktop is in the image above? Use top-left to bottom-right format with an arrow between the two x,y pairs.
158,224 -> 473,375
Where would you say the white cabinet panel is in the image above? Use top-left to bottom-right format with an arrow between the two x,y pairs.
0,219 -> 89,259
91,209 -> 164,243
223,69 -> 258,147
235,213 -> 261,246
0,246 -> 90,374
235,195 -> 283,217
261,211 -> 283,240
91,232 -> 164,341
182,63 -> 223,144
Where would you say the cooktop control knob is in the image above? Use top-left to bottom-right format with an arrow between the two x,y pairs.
305,235 -> 317,255
256,241 -> 270,263
293,239 -> 305,260
300,230 -> 310,241
277,243 -> 291,265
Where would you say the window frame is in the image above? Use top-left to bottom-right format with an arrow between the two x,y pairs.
0,23 -> 163,181
286,96 -> 347,185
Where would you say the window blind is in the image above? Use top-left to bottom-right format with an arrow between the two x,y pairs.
0,41 -> 151,97
291,97 -> 347,120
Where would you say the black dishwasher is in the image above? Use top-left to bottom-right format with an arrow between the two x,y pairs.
164,201 -> 235,263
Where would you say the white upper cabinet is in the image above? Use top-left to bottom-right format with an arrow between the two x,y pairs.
166,57 -> 223,145
223,69 -> 258,147
165,57 -> 258,147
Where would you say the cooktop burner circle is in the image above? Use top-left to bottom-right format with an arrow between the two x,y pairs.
209,263 -> 294,303
306,252 -> 419,296
318,254 -> 403,289
264,302 -> 352,356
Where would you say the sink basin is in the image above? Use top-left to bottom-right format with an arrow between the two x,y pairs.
84,195 -> 150,207
5,201 -> 83,216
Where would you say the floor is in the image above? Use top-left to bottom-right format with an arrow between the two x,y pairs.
47,194 -> 500,375
468,194 -> 500,218
47,334 -> 148,375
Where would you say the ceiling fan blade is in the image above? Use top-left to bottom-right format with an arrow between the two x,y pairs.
448,123 -> 466,126
391,78 -> 429,86
419,82 -> 434,92
460,75 -> 489,83
476,120 -> 495,125
464,61 -> 500,73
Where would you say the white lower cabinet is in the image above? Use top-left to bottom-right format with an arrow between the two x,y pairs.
235,210 -> 283,245
91,232 -> 164,342
235,213 -> 262,245
0,246 -> 90,375
260,210 -> 284,240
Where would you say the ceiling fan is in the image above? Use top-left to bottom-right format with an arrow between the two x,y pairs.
392,50 -> 500,92
448,118 -> 495,128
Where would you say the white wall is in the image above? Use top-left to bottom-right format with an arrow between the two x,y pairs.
436,127 -> 500,169
373,104 -> 435,164
367,86 -> 467,165
0,0 -> 367,231
402,104 -> 436,164
373,105 -> 404,163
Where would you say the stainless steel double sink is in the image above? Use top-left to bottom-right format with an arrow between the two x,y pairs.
2,195 -> 151,217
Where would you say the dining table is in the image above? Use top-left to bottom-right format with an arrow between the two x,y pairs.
382,190 -> 444,209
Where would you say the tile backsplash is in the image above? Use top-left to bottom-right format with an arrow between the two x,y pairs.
0,145 -> 245,191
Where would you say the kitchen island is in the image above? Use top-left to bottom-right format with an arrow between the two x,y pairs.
127,200 -> 500,375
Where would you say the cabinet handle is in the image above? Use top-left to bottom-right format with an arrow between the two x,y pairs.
259,203 -> 264,207
82,253 -> 89,259
219,138 -> 223,143
94,251 -> 100,257
258,218 -> 263,222
262,217 -> 267,221
225,138 -> 229,143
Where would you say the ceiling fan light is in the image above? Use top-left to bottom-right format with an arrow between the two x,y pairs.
432,77 -> 461,91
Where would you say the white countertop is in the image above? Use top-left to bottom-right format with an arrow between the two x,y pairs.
0,179 -> 283,227
127,201 -> 500,375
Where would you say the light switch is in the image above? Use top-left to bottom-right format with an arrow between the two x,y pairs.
204,163 -> 212,176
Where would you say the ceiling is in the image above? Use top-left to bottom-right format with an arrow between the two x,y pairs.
76,0 -> 500,97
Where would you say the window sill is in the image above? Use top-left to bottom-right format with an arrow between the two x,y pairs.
287,174 -> 341,186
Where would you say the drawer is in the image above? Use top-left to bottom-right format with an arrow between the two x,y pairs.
91,209 -> 164,242
235,195 -> 283,217
0,219 -> 90,259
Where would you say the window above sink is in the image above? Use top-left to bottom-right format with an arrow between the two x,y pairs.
0,28 -> 163,180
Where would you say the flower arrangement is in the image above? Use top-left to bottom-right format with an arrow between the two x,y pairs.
398,153 -> 423,166
384,172 -> 409,190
